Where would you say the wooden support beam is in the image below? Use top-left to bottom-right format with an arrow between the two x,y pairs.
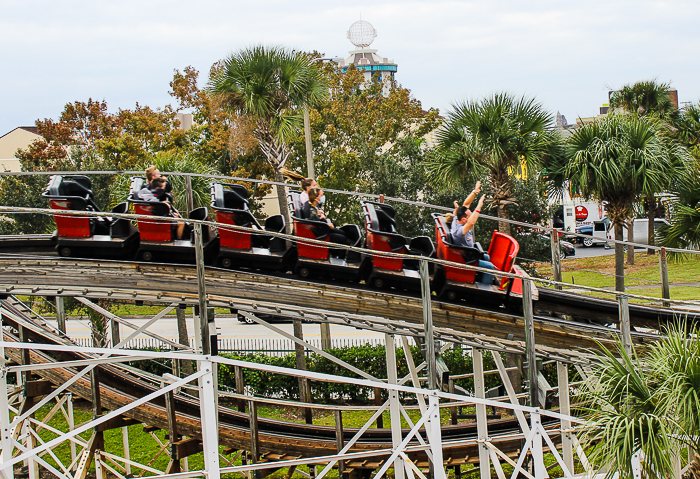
55,296 -> 66,333
292,320 -> 312,424
94,415 -> 140,432
172,438 -> 203,460
165,389 -> 181,472
23,380 -> 53,398
335,410 -> 344,477
235,366 -> 246,412
249,399 -> 261,479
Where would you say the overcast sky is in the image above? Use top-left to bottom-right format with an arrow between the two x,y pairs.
2,0 -> 698,137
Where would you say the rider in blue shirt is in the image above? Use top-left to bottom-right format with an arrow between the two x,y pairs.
452,194 -> 496,285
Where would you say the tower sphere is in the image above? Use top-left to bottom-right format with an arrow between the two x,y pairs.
347,20 -> 377,48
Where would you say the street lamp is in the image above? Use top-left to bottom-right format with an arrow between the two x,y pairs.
304,57 -> 343,179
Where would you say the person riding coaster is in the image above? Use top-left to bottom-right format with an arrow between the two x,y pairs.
128,176 -> 216,263
288,190 -> 365,280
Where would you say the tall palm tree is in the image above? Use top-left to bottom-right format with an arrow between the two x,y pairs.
208,46 -> 328,228
610,80 -> 678,254
561,114 -> 677,292
429,93 -> 563,234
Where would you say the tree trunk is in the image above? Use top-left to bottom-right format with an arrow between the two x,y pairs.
685,454 -> 700,479
614,221 -> 625,292
274,169 -> 292,234
647,194 -> 655,255
626,218 -> 634,265
497,202 -> 510,235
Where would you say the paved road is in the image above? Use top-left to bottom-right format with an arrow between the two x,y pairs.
564,244 -> 649,259
47,317 -> 385,345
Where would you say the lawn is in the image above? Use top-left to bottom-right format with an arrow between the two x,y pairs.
536,252 -> 700,302
22,399 -> 570,479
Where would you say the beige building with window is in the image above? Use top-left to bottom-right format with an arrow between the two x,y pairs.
0,126 -> 42,171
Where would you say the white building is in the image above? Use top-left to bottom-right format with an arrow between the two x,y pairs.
336,20 -> 397,96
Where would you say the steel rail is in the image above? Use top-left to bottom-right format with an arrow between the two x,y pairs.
1,170 -> 698,255
0,255 -> 658,363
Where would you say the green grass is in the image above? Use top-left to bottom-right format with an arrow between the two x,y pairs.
537,253 -> 700,301
18,400 -> 588,479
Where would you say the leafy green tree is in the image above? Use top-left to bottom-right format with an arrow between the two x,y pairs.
610,80 -> 680,253
285,64 -> 440,228
169,65 -> 274,214
582,321 -> 700,479
208,46 -> 328,229
429,93 -> 563,235
17,99 -> 186,172
556,114 -> 684,291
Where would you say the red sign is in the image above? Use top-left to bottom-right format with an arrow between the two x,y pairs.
575,205 -> 588,221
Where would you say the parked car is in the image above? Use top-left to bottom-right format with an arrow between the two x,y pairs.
575,218 -> 669,247
536,234 -> 576,259
234,310 -> 311,324
560,240 -> 576,258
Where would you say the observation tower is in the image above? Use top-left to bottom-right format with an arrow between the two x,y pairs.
337,20 -> 397,94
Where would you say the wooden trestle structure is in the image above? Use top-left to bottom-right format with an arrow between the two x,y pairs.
0,255 -> 694,479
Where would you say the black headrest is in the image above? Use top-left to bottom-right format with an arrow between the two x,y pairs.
60,180 -> 92,198
212,183 -> 250,210
376,203 -> 396,218
375,209 -> 397,233
223,190 -> 248,210
112,202 -> 129,214
190,207 -> 208,221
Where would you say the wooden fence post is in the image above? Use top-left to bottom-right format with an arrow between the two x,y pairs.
659,247 -> 670,307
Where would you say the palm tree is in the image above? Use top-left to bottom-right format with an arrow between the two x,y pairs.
429,93 -> 562,235
657,172 -> 700,252
610,80 -> 678,254
609,80 -> 676,119
208,46 -> 328,229
581,342 -> 675,479
561,114 -> 677,292
651,322 -> 700,479
582,321 -> 700,479
674,102 -> 700,158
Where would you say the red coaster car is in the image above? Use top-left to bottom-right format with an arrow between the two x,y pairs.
211,182 -> 293,271
432,213 -> 537,303
288,191 -> 367,280
42,175 -> 138,258
361,201 -> 435,289
128,177 -> 217,263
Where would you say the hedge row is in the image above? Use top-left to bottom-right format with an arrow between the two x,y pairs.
128,345 -> 509,403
